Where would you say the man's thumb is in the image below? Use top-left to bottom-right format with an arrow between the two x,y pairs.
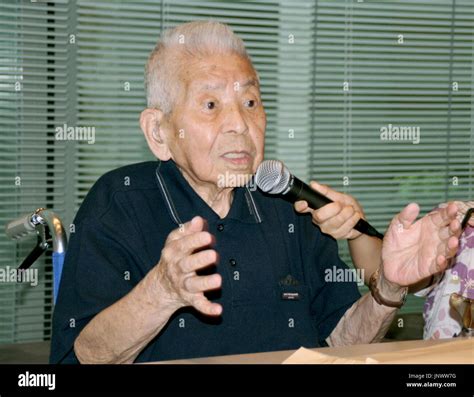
395,203 -> 420,230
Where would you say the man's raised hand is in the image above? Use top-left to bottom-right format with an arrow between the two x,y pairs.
154,216 -> 222,316
382,202 -> 461,287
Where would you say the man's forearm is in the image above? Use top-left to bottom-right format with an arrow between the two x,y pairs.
74,266 -> 179,364
326,292 -> 397,347
326,271 -> 403,347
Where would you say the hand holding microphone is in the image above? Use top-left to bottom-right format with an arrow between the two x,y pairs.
294,181 -> 367,240
255,160 -> 384,240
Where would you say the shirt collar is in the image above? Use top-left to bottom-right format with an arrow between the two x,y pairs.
154,159 -> 262,225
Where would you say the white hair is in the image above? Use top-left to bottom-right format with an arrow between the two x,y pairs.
145,20 -> 254,114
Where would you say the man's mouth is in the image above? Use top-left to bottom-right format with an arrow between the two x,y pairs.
221,151 -> 252,165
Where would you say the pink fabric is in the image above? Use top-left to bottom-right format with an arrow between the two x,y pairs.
422,217 -> 474,339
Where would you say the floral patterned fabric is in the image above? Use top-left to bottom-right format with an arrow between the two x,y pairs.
419,201 -> 474,339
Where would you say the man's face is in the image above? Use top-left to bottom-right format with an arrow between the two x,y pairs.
163,52 -> 266,188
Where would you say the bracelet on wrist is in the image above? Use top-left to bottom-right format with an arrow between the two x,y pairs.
369,268 -> 407,309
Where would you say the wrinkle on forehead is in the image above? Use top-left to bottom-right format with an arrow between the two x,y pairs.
199,78 -> 259,92
182,54 -> 257,89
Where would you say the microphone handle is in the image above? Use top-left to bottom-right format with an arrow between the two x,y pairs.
286,176 -> 384,240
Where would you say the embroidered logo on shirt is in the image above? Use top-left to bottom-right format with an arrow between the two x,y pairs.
279,274 -> 299,286
279,274 -> 301,300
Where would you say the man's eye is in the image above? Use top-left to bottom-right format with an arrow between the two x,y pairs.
205,101 -> 216,110
246,100 -> 256,108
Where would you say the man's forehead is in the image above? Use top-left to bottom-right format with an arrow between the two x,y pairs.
195,77 -> 259,92
181,55 -> 256,87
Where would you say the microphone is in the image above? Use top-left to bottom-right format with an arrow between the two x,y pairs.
255,160 -> 384,240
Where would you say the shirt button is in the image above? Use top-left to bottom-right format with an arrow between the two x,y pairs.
217,223 -> 224,232
229,258 -> 237,266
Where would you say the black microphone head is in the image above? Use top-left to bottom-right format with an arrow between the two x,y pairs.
255,160 -> 291,194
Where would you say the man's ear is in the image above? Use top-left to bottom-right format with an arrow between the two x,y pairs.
140,108 -> 172,161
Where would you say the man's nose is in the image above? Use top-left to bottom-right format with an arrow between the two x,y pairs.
223,104 -> 249,135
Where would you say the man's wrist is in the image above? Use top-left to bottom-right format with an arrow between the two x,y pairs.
369,267 -> 407,308
378,269 -> 405,301
146,265 -> 182,314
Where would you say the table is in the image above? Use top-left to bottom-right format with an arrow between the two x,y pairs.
1,338 -> 470,364
153,338 -> 470,364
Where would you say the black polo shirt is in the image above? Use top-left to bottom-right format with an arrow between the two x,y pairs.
50,159 -> 360,363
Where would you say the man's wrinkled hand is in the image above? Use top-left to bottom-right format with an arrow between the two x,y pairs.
382,202 -> 461,287
154,216 -> 222,316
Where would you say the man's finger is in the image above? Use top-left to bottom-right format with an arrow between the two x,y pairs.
179,249 -> 219,274
183,273 -> 222,294
447,235 -> 460,255
191,295 -> 222,316
437,234 -> 459,261
431,236 -> 458,276
437,218 -> 461,241
430,202 -> 458,229
432,255 -> 448,275
167,216 -> 207,242
173,230 -> 215,256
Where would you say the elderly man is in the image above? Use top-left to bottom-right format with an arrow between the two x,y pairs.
50,21 -> 460,364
